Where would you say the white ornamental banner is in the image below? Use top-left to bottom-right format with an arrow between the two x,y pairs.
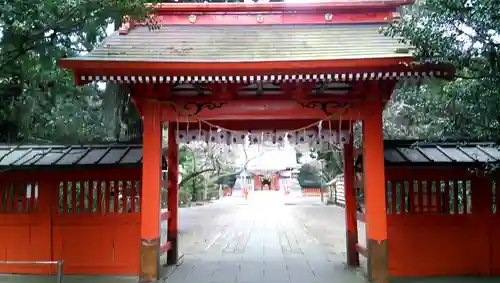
175,129 -> 350,145
248,131 -> 262,145
274,131 -> 288,145
229,132 -> 248,144
178,129 -> 209,144
296,130 -> 317,144
261,130 -> 275,143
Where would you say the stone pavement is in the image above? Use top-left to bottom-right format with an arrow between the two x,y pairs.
167,194 -> 364,283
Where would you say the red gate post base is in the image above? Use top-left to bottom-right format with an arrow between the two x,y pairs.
166,235 -> 179,265
139,238 -> 161,282
367,239 -> 389,283
346,230 -> 360,267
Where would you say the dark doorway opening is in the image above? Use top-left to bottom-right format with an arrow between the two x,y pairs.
261,178 -> 271,190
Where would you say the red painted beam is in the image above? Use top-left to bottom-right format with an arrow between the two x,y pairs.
144,80 -> 363,103
185,119 -> 350,131
170,119 -> 349,131
165,94 -> 360,103
153,11 -> 395,26
149,1 -> 415,13
159,99 -> 363,121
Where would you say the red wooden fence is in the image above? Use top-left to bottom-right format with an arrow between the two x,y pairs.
384,168 -> 500,277
0,169 -> 150,275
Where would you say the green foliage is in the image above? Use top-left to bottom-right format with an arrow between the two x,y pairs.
0,0 -> 156,143
383,0 -> 500,140
297,163 -> 322,188
313,147 -> 343,182
216,174 -> 237,187
385,79 -> 500,140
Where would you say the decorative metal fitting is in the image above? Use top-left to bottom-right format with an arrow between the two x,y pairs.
256,14 -> 264,23
188,14 -> 197,23
325,13 -> 333,21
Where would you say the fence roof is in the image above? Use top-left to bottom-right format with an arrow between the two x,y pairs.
0,144 -> 143,171
2,140 -> 499,171
381,140 -> 500,167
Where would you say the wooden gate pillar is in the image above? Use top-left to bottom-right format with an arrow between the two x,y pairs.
472,176 -> 494,275
362,99 -> 389,283
140,102 -> 162,282
166,123 -> 179,265
274,173 -> 280,190
344,131 -> 359,267
254,175 -> 261,190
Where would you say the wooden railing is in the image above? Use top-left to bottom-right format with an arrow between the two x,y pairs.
0,181 -> 39,214
160,209 -> 172,254
301,188 -> 323,196
58,180 -> 141,214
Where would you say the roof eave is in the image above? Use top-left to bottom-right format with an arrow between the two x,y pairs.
58,57 -> 416,74
148,1 -> 415,13
58,57 -> 455,85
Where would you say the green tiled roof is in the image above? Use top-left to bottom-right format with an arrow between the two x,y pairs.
74,24 -> 411,63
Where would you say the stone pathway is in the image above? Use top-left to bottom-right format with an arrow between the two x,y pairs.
167,195 -> 364,283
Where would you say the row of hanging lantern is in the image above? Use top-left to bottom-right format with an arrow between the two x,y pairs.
176,127 -> 350,147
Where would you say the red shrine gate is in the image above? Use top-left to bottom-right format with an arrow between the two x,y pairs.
58,1 -> 453,282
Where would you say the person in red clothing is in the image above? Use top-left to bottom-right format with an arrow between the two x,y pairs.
243,186 -> 249,200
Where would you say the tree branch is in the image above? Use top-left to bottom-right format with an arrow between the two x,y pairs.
179,168 -> 216,188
